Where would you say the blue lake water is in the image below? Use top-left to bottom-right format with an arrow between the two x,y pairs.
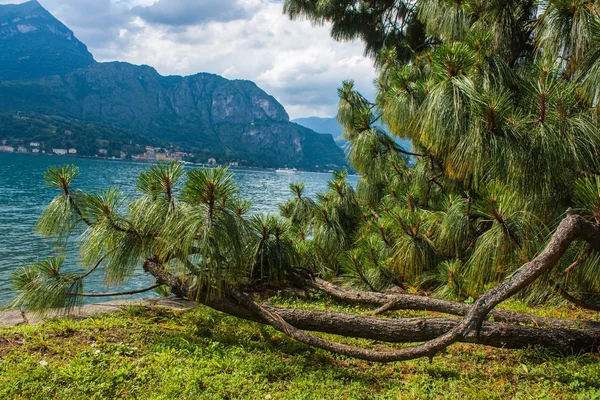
0,153 -> 357,306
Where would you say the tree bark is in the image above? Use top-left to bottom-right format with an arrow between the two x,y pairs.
143,258 -> 600,358
142,214 -> 600,362
213,295 -> 600,354
306,277 -> 600,329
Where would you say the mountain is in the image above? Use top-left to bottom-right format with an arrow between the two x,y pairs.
0,0 -> 95,80
293,116 -> 413,151
292,117 -> 344,144
0,1 -> 345,170
0,62 -> 346,169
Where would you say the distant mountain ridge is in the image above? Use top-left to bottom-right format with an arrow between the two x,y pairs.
0,0 -> 95,80
0,1 -> 346,170
292,116 -> 412,151
292,117 -> 344,143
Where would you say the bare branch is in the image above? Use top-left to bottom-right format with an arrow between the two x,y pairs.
550,279 -> 600,312
141,214 -> 600,362
68,284 -> 163,297
75,255 -> 106,281
306,277 -> 596,329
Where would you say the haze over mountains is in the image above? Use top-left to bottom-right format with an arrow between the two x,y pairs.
292,117 -> 345,145
0,0 -> 346,170
292,116 -> 412,151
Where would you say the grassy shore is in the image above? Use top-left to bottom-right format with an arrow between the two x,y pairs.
1,295 -> 599,399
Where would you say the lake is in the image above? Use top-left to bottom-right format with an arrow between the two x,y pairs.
0,153 -> 357,306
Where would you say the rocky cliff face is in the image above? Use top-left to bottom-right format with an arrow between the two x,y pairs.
45,62 -> 291,128
0,62 -> 346,168
0,1 -> 95,80
0,1 -> 346,170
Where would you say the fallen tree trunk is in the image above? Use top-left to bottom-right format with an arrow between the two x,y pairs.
143,260 -> 600,357
210,296 -> 600,353
306,277 -> 600,329
143,213 -> 600,362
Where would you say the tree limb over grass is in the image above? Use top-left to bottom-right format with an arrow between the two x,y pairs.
12,164 -> 600,363
140,213 -> 600,362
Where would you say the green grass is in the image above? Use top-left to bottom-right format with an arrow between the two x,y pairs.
0,297 -> 599,399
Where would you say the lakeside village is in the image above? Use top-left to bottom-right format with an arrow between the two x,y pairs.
0,139 -> 238,167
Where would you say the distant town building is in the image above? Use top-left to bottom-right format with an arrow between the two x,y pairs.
17,146 -> 27,153
98,149 -> 108,155
120,151 -> 127,159
207,158 -> 217,165
145,146 -> 160,153
52,148 -> 68,155
29,142 -> 40,147
32,148 -> 40,153
68,148 -> 77,154
229,161 -> 239,167
0,145 -> 14,152
65,130 -> 72,135
1,140 -> 6,145
155,153 -> 174,161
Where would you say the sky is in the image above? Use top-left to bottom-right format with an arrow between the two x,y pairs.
1,0 -> 377,119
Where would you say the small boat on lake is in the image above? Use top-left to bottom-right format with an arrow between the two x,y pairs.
275,168 -> 298,174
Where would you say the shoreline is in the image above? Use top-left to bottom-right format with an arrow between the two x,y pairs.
0,297 -> 194,328
0,151 -> 355,175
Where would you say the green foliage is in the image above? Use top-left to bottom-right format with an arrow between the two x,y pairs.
0,111 -> 153,157
575,177 -> 600,222
419,260 -> 467,301
36,165 -> 82,241
1,301 -> 600,399
12,1 -> 600,312
158,167 -> 251,297
279,182 -> 315,225
284,0 -> 426,62
10,256 -> 82,313
137,161 -> 184,201
340,235 -> 395,291
14,164 -> 320,310
247,215 -> 297,283
284,0 -> 600,300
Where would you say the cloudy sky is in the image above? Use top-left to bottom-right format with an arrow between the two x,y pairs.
1,0 -> 377,119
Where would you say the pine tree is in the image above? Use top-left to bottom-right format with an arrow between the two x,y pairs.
11,1 -> 600,362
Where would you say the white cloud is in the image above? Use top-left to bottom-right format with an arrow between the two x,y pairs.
1,0 -> 377,118
132,0 -> 252,26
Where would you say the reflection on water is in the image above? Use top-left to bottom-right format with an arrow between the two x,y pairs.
0,153 -> 357,306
